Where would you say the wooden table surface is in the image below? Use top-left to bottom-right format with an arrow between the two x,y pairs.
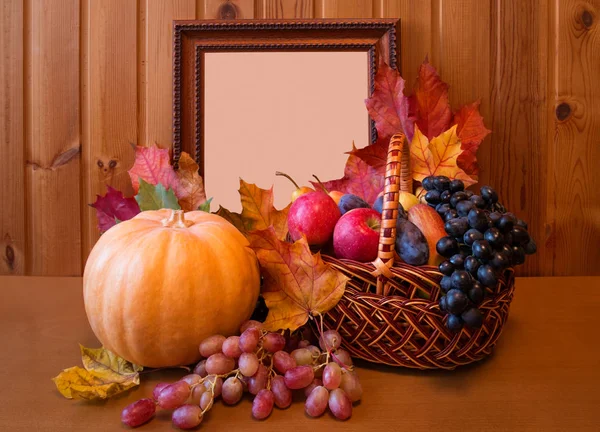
1,276 -> 599,431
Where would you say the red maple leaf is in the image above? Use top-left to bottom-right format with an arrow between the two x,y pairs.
413,59 -> 452,140
364,58 -> 415,143
453,101 -> 491,176
90,186 -> 140,233
312,145 -> 384,206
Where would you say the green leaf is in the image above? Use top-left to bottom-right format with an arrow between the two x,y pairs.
198,197 -> 213,213
135,178 -> 181,211
52,346 -> 142,400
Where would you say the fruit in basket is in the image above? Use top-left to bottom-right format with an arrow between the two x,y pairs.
83,209 -> 260,367
407,204 -> 447,265
311,175 -> 346,205
288,191 -> 341,245
373,194 -> 409,218
275,171 -> 313,202
395,217 -> 429,266
427,177 -> 537,331
337,194 -> 370,215
375,191 -> 419,212
333,208 -> 381,262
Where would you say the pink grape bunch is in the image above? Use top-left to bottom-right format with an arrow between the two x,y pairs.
120,321 -> 363,429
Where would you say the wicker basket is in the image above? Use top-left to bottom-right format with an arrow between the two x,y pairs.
318,133 -> 516,370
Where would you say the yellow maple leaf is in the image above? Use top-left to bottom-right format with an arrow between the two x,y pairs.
52,345 -> 142,400
410,124 -> 477,187
247,227 -> 349,331
217,179 -> 290,240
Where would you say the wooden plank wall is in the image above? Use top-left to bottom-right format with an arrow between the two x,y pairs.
1,0 -> 598,277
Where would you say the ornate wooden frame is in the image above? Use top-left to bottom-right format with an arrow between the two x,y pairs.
172,19 -> 400,173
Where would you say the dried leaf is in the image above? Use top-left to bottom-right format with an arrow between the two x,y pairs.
313,145 -> 384,206
90,186 -> 140,233
410,125 -> 477,187
413,59 -> 452,140
128,144 -> 178,193
175,152 -> 207,211
453,101 -> 491,176
365,58 -> 415,142
247,227 -> 349,331
52,346 -> 142,400
215,205 -> 247,235
135,178 -> 181,211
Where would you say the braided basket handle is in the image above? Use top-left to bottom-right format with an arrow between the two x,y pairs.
372,132 -> 412,295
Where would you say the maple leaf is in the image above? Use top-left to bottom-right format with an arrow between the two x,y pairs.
453,101 -> 491,176
413,59 -> 452,140
313,145 -> 384,205
410,124 -> 477,187
90,186 -> 140,233
216,180 -> 290,240
135,179 -> 181,211
365,57 -> 415,143
247,227 -> 349,331
128,144 -> 178,193
347,134 -> 389,171
175,152 -> 208,211
52,345 -> 142,400
215,205 -> 247,236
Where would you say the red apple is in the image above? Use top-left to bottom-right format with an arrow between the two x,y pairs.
333,208 -> 381,262
288,192 -> 341,245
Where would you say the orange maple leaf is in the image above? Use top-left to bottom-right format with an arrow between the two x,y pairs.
410,125 -> 477,187
247,227 -> 349,331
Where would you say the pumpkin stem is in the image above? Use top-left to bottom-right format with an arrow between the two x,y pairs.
162,209 -> 193,228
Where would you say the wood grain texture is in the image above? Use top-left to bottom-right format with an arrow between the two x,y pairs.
25,0 -> 81,275
1,276 -> 599,431
256,0 -> 314,18
489,0 -> 552,276
550,0 -> 600,275
142,0 -> 196,149
0,0 -> 25,275
314,0 -> 373,18
81,0 -> 137,262
373,0 -> 432,86
200,0 -> 255,18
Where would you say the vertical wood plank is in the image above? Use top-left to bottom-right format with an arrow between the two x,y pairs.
550,0 -> 600,275
489,0 -> 552,276
200,0 -> 255,18
256,0 -> 314,18
26,0 -> 81,275
143,0 -> 196,149
0,0 -> 25,275
373,0 -> 432,85
314,0 -> 373,18
81,0 -> 138,261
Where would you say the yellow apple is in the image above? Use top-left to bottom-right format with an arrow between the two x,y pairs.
399,192 -> 420,210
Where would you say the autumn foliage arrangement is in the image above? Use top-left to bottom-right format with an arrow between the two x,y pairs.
55,59 -> 536,429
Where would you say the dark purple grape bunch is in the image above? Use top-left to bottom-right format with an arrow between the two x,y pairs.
422,175 -> 537,332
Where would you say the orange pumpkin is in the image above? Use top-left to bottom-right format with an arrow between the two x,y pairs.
83,209 -> 260,367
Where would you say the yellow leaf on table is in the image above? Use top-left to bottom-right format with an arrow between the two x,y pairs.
52,346 -> 142,400
410,125 -> 477,187
247,227 -> 349,331
216,179 -> 290,240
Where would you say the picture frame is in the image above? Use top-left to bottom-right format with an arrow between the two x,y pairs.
172,18 -> 401,174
